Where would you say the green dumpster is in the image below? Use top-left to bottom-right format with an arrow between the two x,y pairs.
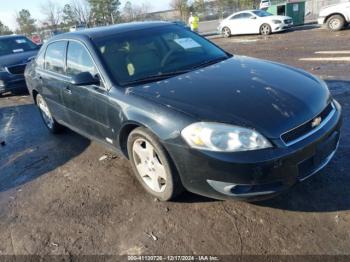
267,1 -> 305,25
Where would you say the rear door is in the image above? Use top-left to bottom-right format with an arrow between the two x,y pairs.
37,40 -> 69,123
62,40 -> 113,142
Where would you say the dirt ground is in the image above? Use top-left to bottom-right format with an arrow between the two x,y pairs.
0,26 -> 350,257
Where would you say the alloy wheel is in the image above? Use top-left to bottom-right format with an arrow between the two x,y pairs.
132,138 -> 167,193
37,95 -> 54,129
329,18 -> 340,30
261,24 -> 271,35
222,27 -> 231,38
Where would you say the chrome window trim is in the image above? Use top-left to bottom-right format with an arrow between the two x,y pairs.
281,103 -> 337,147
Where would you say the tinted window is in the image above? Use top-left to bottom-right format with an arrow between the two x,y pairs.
45,41 -> 66,74
232,13 -> 252,19
0,37 -> 39,56
252,10 -> 273,17
231,14 -> 243,20
66,41 -> 97,76
94,25 -> 228,86
241,13 -> 253,19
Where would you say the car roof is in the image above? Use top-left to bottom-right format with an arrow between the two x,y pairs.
52,21 -> 173,42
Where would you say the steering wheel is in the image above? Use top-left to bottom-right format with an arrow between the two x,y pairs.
161,50 -> 181,68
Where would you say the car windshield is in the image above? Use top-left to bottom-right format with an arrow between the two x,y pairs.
0,37 -> 39,56
94,25 -> 230,86
252,10 -> 273,17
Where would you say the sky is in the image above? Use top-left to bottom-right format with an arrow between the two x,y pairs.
0,0 -> 172,30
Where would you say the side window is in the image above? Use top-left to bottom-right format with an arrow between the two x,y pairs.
231,14 -> 242,20
241,13 -> 253,19
36,48 -> 45,69
66,41 -> 97,77
45,41 -> 66,74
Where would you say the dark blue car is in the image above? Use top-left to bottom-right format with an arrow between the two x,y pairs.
0,35 -> 40,95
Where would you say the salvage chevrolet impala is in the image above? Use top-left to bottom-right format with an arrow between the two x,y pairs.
25,22 -> 342,201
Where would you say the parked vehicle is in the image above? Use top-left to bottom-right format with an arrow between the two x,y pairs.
0,35 -> 40,95
318,2 -> 350,31
218,10 -> 293,37
69,24 -> 87,32
25,22 -> 342,201
31,34 -> 42,45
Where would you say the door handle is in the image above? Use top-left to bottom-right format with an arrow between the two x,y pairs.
64,86 -> 72,95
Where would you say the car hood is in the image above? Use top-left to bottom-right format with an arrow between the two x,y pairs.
129,56 -> 331,139
0,50 -> 38,67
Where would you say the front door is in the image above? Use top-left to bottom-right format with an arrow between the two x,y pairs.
62,41 -> 114,143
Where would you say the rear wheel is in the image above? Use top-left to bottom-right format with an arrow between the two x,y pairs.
260,24 -> 272,35
127,127 -> 184,201
36,94 -> 63,133
222,27 -> 231,38
327,15 -> 345,31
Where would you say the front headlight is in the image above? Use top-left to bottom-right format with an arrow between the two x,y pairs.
181,122 -> 272,152
272,20 -> 282,24
0,66 -> 6,72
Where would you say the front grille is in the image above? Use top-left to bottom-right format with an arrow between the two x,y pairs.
284,19 -> 292,24
7,64 -> 26,75
281,103 -> 335,145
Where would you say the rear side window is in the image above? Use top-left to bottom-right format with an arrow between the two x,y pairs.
45,41 -> 66,74
66,41 -> 97,76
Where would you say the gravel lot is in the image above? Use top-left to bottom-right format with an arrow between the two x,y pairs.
0,26 -> 350,257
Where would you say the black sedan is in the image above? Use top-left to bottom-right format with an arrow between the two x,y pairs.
25,22 -> 342,201
0,35 -> 40,95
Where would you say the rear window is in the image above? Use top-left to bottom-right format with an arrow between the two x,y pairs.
0,37 -> 38,56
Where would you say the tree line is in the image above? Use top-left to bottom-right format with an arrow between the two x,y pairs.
0,0 -> 261,36
0,0 -> 145,36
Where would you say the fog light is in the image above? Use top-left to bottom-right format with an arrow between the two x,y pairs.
0,80 -> 4,87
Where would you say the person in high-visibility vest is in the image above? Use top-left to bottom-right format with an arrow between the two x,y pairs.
188,12 -> 199,32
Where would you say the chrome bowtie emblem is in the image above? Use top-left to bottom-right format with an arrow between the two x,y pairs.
311,117 -> 322,128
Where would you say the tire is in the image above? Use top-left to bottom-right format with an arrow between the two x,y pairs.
327,15 -> 345,31
222,27 -> 231,38
127,127 -> 184,201
36,94 -> 63,134
260,23 -> 272,35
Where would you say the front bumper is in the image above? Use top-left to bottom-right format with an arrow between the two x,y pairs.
272,22 -> 294,32
165,101 -> 342,201
0,72 -> 26,94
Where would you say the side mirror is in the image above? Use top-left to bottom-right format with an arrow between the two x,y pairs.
70,72 -> 100,86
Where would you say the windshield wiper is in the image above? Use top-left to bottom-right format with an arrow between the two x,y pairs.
189,56 -> 229,70
123,69 -> 191,86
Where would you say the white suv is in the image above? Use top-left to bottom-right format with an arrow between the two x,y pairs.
318,2 -> 350,31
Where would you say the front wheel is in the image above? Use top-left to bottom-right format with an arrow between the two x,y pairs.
222,27 -> 231,38
127,127 -> 184,201
36,94 -> 63,133
327,15 -> 345,31
260,24 -> 272,35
